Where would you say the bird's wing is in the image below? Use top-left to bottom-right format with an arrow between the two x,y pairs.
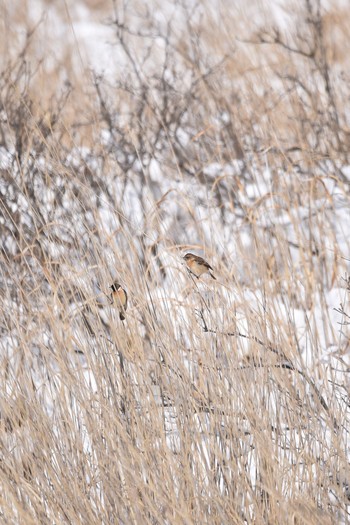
197,257 -> 213,271
124,291 -> 128,310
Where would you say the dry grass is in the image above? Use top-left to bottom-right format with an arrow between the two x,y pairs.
1,1 -> 350,523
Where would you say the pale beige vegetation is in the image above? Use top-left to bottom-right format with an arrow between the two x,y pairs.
1,0 -> 350,523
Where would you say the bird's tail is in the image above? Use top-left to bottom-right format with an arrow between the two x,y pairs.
119,311 -> 126,321
210,272 -> 217,280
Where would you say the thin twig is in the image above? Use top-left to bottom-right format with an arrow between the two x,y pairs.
196,309 -> 331,414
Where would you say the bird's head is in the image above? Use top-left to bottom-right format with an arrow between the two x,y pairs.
110,282 -> 121,292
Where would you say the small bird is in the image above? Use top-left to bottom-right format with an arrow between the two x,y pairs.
110,282 -> 128,321
183,253 -> 216,280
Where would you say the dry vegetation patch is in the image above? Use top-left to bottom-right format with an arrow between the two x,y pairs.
1,1 -> 350,523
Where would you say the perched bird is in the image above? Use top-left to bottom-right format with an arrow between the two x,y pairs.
183,253 -> 216,280
110,282 -> 128,321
